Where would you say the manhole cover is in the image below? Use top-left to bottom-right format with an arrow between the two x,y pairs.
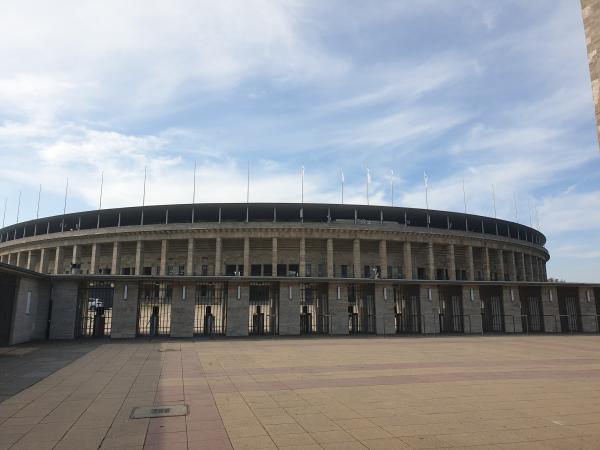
130,404 -> 188,419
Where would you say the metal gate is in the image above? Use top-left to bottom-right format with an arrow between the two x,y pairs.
480,286 -> 504,333
195,282 -> 227,336
557,288 -> 581,332
439,286 -> 464,333
519,287 -> 544,333
348,284 -> 376,334
249,282 -> 279,335
76,281 -> 114,337
137,282 -> 172,337
394,285 -> 421,334
300,283 -> 329,334
0,274 -> 17,345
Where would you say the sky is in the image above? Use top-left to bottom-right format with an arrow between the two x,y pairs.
0,0 -> 599,282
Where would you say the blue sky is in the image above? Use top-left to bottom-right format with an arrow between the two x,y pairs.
0,1 -> 599,281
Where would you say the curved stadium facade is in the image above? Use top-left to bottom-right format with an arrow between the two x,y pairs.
0,203 -> 598,344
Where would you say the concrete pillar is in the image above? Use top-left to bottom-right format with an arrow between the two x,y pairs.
462,286 -> 482,334
299,238 -> 306,277
427,241 -> 435,281
537,258 -> 543,282
483,246 -> 491,281
159,239 -> 168,276
39,248 -> 48,274
379,240 -> 388,279
49,280 -> 79,339
71,244 -> 80,274
186,238 -> 194,276
527,254 -> 534,282
448,244 -> 456,281
352,239 -> 361,278
519,252 -> 527,281
111,242 -> 121,276
111,282 -> 138,339
509,251 -> 517,281
328,283 -> 349,335
326,238 -> 333,278
15,252 -> 21,268
243,237 -> 250,276
497,250 -> 505,281
215,237 -> 222,276
279,282 -> 300,335
170,283 -> 196,337
403,241 -> 413,280
226,282 -> 249,336
541,285 -> 559,332
542,261 -> 547,281
272,237 -> 278,277
90,243 -> 98,275
375,283 -> 395,335
466,245 -> 475,281
502,286 -> 523,333
579,287 -> 597,332
135,240 -> 144,276
53,246 -> 63,275
419,284 -> 440,334
26,251 -> 33,271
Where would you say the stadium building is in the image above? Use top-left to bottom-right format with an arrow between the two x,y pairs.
0,202 -> 598,345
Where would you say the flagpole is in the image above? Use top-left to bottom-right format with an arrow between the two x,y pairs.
246,161 -> 250,204
528,199 -> 532,227
390,170 -> 394,207
98,171 -> 104,210
341,169 -> 344,204
301,166 -> 304,205
424,172 -> 429,210
2,198 -> 6,228
142,167 -> 147,207
492,184 -> 497,219
36,184 -> 42,219
192,162 -> 197,204
366,168 -> 370,206
61,178 -> 68,232
462,179 -> 467,213
16,191 -> 21,224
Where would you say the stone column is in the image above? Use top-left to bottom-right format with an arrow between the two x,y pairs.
519,252 -> 527,281
509,251 -> 517,281
26,251 -> 33,271
419,284 -> 440,334
48,280 -> 79,340
299,238 -> 306,277
527,254 -> 534,282
326,238 -> 333,278
15,252 -> 21,267
352,239 -> 361,278
159,239 -> 168,276
279,282 -> 300,335
448,244 -> 456,281
541,285 -> 559,332
542,261 -> 547,281
502,286 -> 522,333
243,237 -> 250,276
579,287 -> 597,333
135,240 -> 144,276
71,244 -> 80,274
462,286 -> 482,334
379,240 -> 388,279
483,246 -> 491,281
39,248 -> 48,274
90,243 -> 98,275
466,245 -> 475,281
111,242 -> 121,276
111,282 -> 138,339
271,237 -> 278,277
53,246 -> 63,275
226,282 -> 249,336
215,237 -> 222,276
186,238 -> 194,276
497,250 -> 505,281
427,242 -> 435,281
403,241 -> 413,280
171,283 -> 196,337
328,283 -> 349,335
375,284 -> 395,335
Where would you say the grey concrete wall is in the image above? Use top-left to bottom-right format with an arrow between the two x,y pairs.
462,285 -> 482,334
49,280 -> 79,340
419,285 -> 440,334
541,285 -> 560,332
170,283 -> 196,338
111,282 -> 138,339
10,277 -> 51,345
502,286 -> 523,333
328,283 -> 349,335
226,283 -> 249,336
278,283 -> 300,335
579,287 -> 598,332
375,283 -> 395,335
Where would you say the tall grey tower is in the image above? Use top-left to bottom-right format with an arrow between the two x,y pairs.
582,0 -> 600,147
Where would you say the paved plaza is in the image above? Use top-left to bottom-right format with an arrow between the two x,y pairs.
1,336 -> 600,450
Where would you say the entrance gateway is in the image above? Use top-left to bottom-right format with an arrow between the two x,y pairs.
394,285 -> 421,334
76,281 -> 114,337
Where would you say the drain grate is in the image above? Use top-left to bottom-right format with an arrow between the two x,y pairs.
130,404 -> 188,419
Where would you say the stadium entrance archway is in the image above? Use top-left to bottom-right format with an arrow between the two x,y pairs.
519,286 -> 544,333
195,282 -> 227,336
480,285 -> 504,333
249,282 -> 279,335
394,285 -> 421,334
439,285 -> 464,333
76,281 -> 114,338
300,283 -> 329,335
348,284 -> 376,334
557,287 -> 581,333
137,282 -> 172,337
0,274 -> 17,345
